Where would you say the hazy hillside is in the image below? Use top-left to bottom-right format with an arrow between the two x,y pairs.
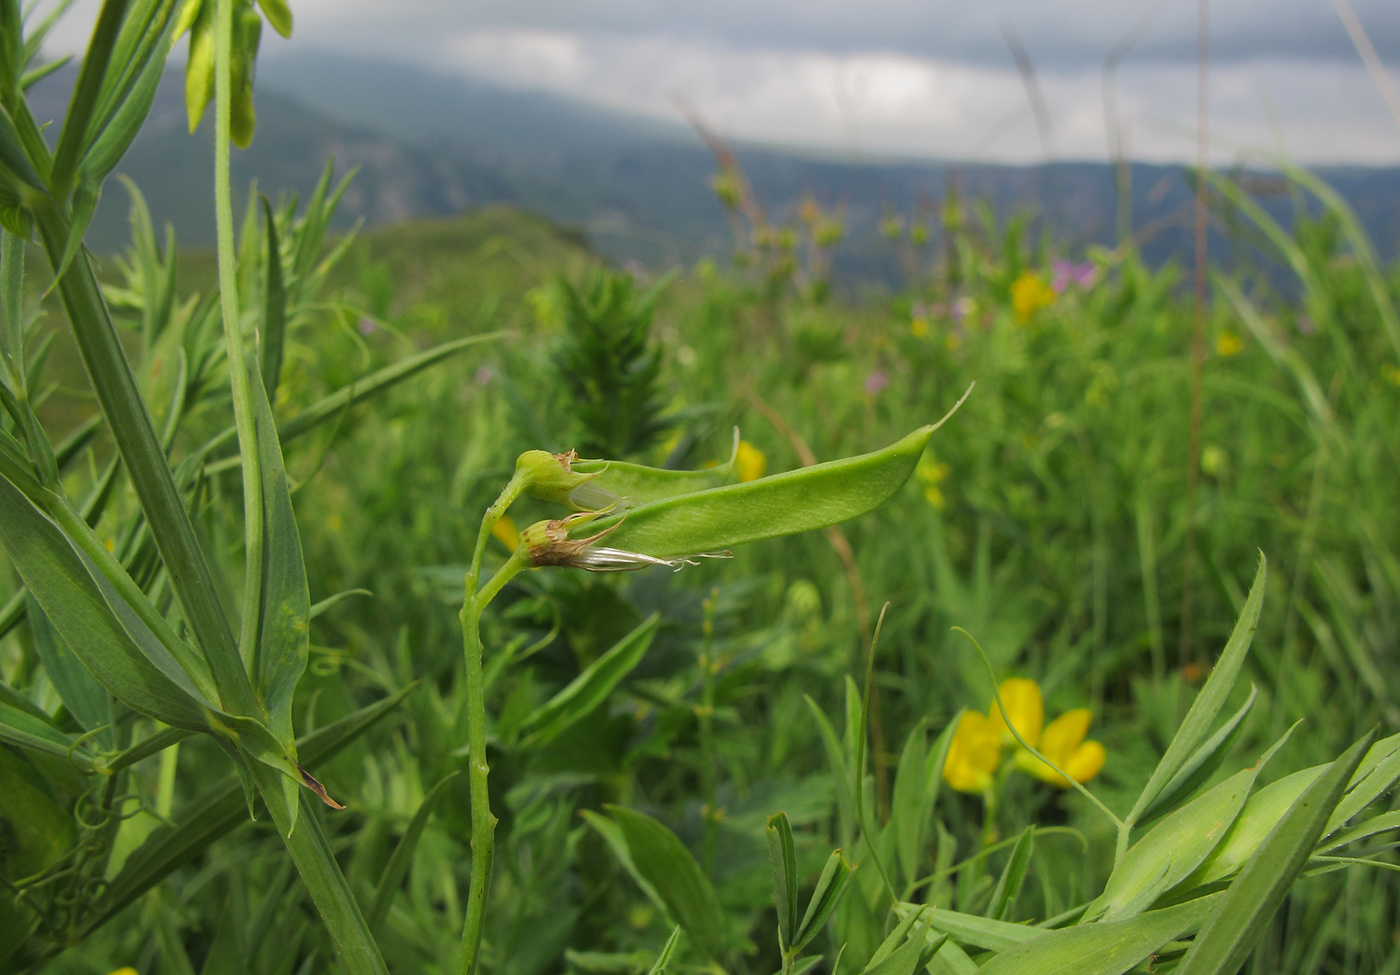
27,51 -> 1400,279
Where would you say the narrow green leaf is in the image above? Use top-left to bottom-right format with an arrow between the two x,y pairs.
862,908 -> 942,975
988,826 -> 1034,920
922,709 -> 961,812
1177,731 -> 1376,975
33,197 -> 259,720
1090,727 -> 1293,922
48,174 -> 100,286
252,772 -> 389,975
580,809 -> 667,916
0,101 -> 44,189
766,811 -> 799,952
200,332 -> 506,471
86,685 -> 413,935
1183,767 -> 1323,887
804,694 -> 855,848
1136,685 -> 1257,827
0,473 -> 211,730
519,613 -> 658,749
794,848 -> 852,951
0,701 -> 97,772
26,593 -> 112,746
367,771 -> 460,933
579,405 -> 968,559
646,926 -> 682,975
258,195 -> 286,396
255,0 -> 292,36
976,895 -> 1220,975
896,902 -> 1039,952
49,0 -> 131,195
1128,555 -> 1267,825
606,806 -> 728,962
891,720 -> 928,890
1319,810 -> 1400,853
1325,731 -> 1400,833
248,360 -> 310,751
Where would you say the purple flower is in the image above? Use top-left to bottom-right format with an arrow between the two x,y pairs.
475,366 -> 495,386
357,318 -> 377,336
1051,260 -> 1096,293
864,370 -> 889,395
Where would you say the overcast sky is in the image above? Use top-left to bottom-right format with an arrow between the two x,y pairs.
44,0 -> 1400,165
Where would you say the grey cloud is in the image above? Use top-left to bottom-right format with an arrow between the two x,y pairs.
301,0 -> 1399,69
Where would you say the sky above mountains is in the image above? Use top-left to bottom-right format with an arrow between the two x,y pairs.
43,0 -> 1400,165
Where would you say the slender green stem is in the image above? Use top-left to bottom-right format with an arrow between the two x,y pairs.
457,481 -> 531,975
698,588 -> 720,874
213,0 -> 267,677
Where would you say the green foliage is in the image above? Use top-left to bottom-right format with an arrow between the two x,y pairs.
550,269 -> 673,459
2,4 -> 1400,972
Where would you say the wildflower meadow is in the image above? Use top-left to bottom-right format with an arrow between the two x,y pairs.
1,3 -> 1399,975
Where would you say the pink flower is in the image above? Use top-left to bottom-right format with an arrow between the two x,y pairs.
1051,260 -> 1096,293
864,370 -> 889,395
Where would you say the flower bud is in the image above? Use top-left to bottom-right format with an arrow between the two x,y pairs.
514,449 -> 606,508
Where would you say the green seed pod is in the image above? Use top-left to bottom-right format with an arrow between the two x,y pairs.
566,412 -> 966,561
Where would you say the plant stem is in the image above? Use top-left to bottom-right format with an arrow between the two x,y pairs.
699,587 -> 719,874
212,0 -> 267,676
456,478 -> 530,975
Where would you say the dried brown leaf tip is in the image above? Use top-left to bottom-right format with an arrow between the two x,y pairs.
298,763 -> 346,810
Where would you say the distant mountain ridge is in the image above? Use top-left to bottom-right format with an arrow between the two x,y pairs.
27,50 -> 1400,279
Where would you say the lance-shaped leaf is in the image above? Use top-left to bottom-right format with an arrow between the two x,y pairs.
518,613 -> 659,748
367,771 -> 460,933
86,685 -> 412,935
1177,732 -> 1376,975
1135,685 -> 1258,828
1088,727 -> 1294,923
605,806 -> 728,962
767,812 -> 799,952
0,473 -> 211,730
571,404 -> 967,560
246,359 -> 310,752
794,848 -> 852,951
26,593 -> 114,748
975,895 -> 1221,975
1128,555 -> 1266,826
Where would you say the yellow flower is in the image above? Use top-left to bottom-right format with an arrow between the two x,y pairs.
107,969 -> 139,975
910,316 -> 930,338
943,710 -> 1002,794
915,455 -> 950,510
987,677 -> 1043,746
1010,272 -> 1055,323
1215,331 -> 1243,357
1015,709 -> 1106,788
736,440 -> 766,482
491,515 -> 520,550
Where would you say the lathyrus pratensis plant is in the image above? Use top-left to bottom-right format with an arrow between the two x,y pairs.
0,2 -> 496,971
453,391 -> 971,975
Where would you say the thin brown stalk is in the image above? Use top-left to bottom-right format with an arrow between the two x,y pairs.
1180,0 -> 1210,676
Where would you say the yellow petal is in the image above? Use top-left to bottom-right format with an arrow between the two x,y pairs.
988,678 -> 1043,747
1040,708 -> 1092,763
942,711 -> 1002,794
1062,740 -> 1106,786
736,440 -> 767,482
491,515 -> 520,551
